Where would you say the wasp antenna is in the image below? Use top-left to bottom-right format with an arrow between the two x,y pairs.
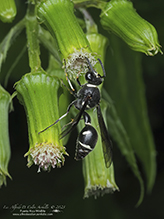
97,58 -> 106,77
85,57 -> 95,73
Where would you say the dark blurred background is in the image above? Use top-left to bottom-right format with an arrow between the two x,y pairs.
0,0 -> 164,218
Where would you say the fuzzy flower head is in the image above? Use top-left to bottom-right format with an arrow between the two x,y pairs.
25,142 -> 68,173
64,49 -> 98,80
84,179 -> 119,199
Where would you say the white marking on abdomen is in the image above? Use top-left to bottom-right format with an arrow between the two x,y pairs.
79,141 -> 92,150
82,130 -> 91,135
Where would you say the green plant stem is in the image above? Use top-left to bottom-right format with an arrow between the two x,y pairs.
25,1 -> 41,72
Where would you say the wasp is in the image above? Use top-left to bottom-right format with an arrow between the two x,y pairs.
39,57 -> 112,168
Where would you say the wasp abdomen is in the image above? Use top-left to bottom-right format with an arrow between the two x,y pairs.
75,125 -> 98,160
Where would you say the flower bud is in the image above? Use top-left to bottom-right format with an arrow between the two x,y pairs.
15,71 -> 68,172
82,105 -> 119,198
38,0 -> 97,80
100,0 -> 162,56
0,85 -> 12,187
86,33 -> 108,76
0,0 -> 17,23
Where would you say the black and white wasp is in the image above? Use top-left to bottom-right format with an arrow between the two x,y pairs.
39,57 -> 113,168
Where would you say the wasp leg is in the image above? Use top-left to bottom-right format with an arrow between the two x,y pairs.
64,59 -> 77,95
38,100 -> 76,134
76,77 -> 82,87
60,79 -> 77,98
60,95 -> 90,139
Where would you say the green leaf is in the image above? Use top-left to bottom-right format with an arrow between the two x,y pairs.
4,44 -> 26,87
101,94 -> 144,206
105,35 -> 156,193
0,18 -> 25,71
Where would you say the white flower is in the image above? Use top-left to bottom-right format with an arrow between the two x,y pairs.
25,143 -> 67,173
65,49 -> 98,79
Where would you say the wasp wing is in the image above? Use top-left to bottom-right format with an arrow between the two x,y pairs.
96,104 -> 113,168
60,96 -> 89,139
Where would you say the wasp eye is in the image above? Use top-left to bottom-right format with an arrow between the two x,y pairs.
85,71 -> 94,82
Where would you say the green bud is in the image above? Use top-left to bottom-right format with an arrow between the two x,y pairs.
83,160 -> 119,198
15,71 -> 68,172
73,0 -> 108,8
0,85 -> 12,187
0,0 -> 17,23
38,0 -> 90,58
86,33 -> 109,75
38,0 -> 97,80
83,111 -> 119,198
100,0 -> 162,56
